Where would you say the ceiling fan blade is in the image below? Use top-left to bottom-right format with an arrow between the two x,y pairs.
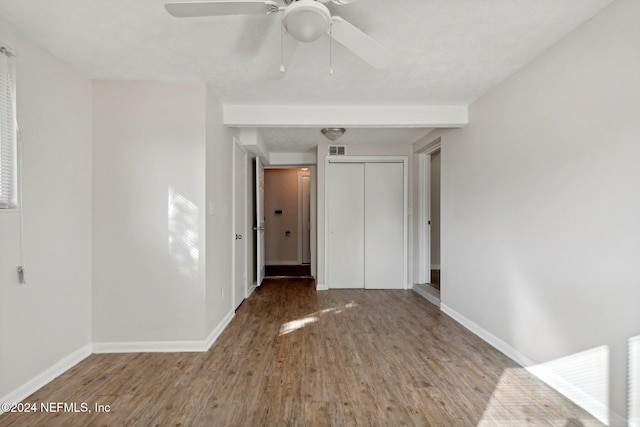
267,31 -> 300,80
165,1 -> 278,18
329,17 -> 392,69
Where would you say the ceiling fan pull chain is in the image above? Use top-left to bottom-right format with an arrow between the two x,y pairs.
280,25 -> 285,73
329,21 -> 334,75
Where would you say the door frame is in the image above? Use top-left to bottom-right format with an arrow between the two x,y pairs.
232,139 -> 248,310
324,156 -> 409,289
255,157 -> 265,287
262,165 -> 317,277
297,169 -> 312,265
416,137 -> 441,285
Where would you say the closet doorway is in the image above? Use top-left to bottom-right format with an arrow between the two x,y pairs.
326,157 -> 408,290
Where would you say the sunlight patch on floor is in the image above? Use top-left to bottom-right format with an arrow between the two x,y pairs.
279,302 -> 357,336
526,346 -> 609,425
478,367 -> 605,427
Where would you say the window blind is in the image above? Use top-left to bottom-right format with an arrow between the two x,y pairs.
0,48 -> 17,209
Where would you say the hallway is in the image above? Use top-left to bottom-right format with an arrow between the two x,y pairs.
1,279 -> 602,426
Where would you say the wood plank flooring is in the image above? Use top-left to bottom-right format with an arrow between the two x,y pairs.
1,278 -> 602,426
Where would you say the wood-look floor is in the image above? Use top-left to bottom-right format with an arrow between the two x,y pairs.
1,278 -> 602,426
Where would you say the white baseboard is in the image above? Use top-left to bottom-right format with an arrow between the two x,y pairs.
0,344 -> 92,413
93,310 -> 235,354
92,340 -> 209,353
1,312 -> 238,412
316,283 -> 328,291
247,282 -> 257,298
441,304 -> 534,367
430,264 -> 441,269
412,284 -> 440,307
204,309 -> 235,350
441,304 -> 624,426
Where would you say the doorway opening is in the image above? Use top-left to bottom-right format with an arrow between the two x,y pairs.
261,167 -> 315,279
413,138 -> 441,306
428,149 -> 441,292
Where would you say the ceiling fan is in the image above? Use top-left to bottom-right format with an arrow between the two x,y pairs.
164,0 -> 392,79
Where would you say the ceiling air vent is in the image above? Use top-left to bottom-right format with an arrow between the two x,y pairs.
329,145 -> 346,156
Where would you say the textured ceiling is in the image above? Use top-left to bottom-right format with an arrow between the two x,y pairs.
0,0 -> 613,150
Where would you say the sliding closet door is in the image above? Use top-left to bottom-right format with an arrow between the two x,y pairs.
327,163 -> 365,288
364,162 -> 404,289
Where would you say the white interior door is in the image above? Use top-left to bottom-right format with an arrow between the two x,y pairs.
233,144 -> 247,310
364,162 -> 404,289
327,163 -> 365,288
255,158 -> 265,286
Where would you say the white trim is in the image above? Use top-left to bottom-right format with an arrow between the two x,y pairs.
247,282 -> 257,298
416,137 -> 441,286
441,304 -> 535,366
232,139 -> 237,308
416,136 -> 442,155
402,157 -> 409,290
297,169 -> 311,265
93,310 -> 235,354
255,157 -> 265,286
309,166 -> 317,278
412,284 -> 440,308
92,341 -> 208,353
316,283 -> 328,291
440,304 -> 620,425
241,150 -> 248,300
418,153 -> 430,284
204,309 -> 235,350
232,140 -> 248,310
431,264 -> 441,269
0,345 -> 92,412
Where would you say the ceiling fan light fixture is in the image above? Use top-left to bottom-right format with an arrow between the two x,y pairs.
321,127 -> 346,141
283,1 -> 331,42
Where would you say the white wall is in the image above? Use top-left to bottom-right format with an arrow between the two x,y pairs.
264,168 -> 301,265
92,81 -> 207,344
418,0 -> 640,423
0,21 -> 92,399
205,86 -> 236,333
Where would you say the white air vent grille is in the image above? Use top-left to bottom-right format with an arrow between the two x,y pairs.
329,145 -> 346,156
